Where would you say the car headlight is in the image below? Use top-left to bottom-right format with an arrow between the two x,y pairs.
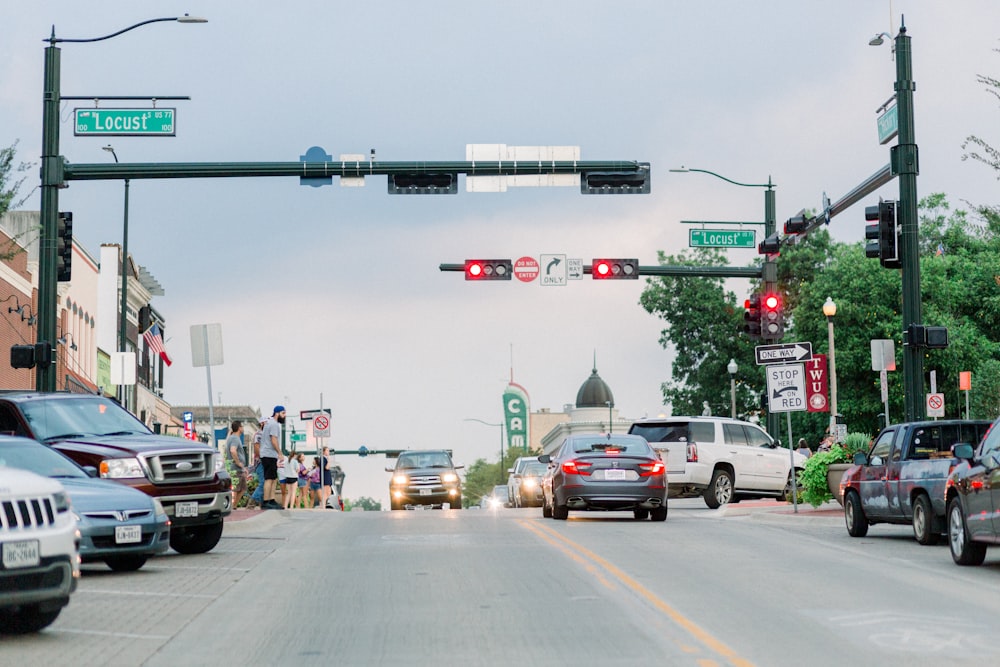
213,454 -> 224,472
441,472 -> 459,484
523,478 -> 537,489
53,490 -> 71,513
100,457 -> 145,479
392,474 -> 409,485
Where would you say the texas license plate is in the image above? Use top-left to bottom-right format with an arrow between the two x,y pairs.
175,501 -> 198,518
419,489 -> 432,496
604,469 -> 628,481
115,525 -> 142,544
2,539 -> 40,568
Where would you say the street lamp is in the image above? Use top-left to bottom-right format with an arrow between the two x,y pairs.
823,297 -> 838,438
464,418 -> 505,476
36,15 -> 206,392
727,359 -> 738,418
102,146 -> 131,366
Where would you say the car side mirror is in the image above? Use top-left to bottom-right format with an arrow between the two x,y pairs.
852,452 -> 868,466
455,464 -> 464,470
953,443 -> 974,461
385,466 -> 394,472
537,455 -> 551,464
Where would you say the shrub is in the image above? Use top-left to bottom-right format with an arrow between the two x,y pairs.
797,447 -> 850,507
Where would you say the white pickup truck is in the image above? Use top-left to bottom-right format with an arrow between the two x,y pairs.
628,416 -> 806,508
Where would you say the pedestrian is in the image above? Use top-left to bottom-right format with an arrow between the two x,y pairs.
795,438 -> 812,459
308,457 -> 322,507
225,420 -> 250,507
296,452 -> 309,508
249,420 -> 266,509
259,406 -> 286,510
320,446 -> 333,508
282,450 -> 300,509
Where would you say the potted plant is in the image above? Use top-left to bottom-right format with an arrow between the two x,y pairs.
797,432 -> 872,507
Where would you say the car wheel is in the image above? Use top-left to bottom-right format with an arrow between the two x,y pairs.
104,555 -> 148,572
451,497 -> 462,510
703,469 -> 733,509
552,497 -> 569,520
948,496 -> 987,566
633,509 -> 649,520
390,499 -> 402,511
782,470 -> 801,502
542,495 -> 553,518
169,521 -> 224,555
844,491 -> 869,537
0,605 -> 63,634
912,494 -> 939,545
650,505 -> 668,522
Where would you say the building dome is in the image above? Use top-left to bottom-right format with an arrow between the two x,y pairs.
576,365 -> 614,408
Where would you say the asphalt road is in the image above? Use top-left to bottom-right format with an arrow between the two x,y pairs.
6,500 -> 1000,666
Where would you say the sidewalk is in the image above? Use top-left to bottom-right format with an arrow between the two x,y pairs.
716,498 -> 843,524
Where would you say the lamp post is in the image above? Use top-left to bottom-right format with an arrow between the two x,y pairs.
727,359 -> 738,418
102,146 -> 131,369
670,166 -> 778,440
464,418 -> 505,477
36,15 -> 206,392
823,297 -> 838,438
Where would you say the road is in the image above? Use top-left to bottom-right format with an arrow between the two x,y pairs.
6,500 -> 1000,666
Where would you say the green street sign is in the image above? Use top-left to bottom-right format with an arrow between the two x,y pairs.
290,433 -> 307,443
74,108 -> 176,136
689,229 -> 756,248
877,105 -> 898,145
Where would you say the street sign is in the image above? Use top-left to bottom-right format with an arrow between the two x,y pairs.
755,342 -> 812,365
567,258 -> 583,280
300,408 -> 332,421
688,229 -> 756,249
870,339 -> 896,371
313,414 -> 331,438
539,254 -> 567,286
877,104 -> 898,145
765,363 -> 806,413
513,256 -> 539,283
290,433 -> 307,443
926,393 -> 945,418
74,108 -> 176,136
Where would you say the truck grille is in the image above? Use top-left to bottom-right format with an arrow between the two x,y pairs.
1,497 -> 56,530
144,451 -> 214,483
408,475 -> 441,485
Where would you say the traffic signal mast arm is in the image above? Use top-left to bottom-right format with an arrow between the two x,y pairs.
440,263 -> 763,278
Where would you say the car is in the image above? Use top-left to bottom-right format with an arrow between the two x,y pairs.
946,417 -> 1000,566
0,391 -> 231,555
480,485 -> 510,509
539,433 -> 667,521
628,416 -> 806,508
0,466 -> 79,634
0,436 -> 170,571
511,460 -> 547,507
386,449 -> 463,510
506,456 -> 535,508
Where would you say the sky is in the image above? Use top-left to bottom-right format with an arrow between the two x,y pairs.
3,2 -> 999,505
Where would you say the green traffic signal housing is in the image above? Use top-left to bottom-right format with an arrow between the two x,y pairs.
464,259 -> 512,281
591,258 -> 639,279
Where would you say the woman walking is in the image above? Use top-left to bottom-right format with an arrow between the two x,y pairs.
282,450 -> 300,509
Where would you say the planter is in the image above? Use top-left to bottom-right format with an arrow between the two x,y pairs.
827,463 -> 853,506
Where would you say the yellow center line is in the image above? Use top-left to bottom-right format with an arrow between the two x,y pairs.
519,519 -> 755,667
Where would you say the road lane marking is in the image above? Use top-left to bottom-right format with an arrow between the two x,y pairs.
52,628 -> 170,640
520,519 -> 754,667
77,588 -> 216,599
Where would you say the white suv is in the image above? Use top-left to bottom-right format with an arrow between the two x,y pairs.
0,467 -> 79,634
628,417 -> 806,508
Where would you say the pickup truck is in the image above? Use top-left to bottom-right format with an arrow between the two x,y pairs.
842,419 -> 991,545
0,391 -> 231,555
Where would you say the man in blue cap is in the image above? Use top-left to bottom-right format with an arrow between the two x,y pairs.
260,405 -> 287,509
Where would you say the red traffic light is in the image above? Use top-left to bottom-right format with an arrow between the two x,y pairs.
763,294 -> 780,310
464,259 -> 512,281
591,258 -> 639,280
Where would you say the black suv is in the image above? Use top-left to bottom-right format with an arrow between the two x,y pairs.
386,449 -> 463,510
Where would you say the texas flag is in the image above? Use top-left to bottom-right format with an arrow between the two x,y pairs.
143,323 -> 173,367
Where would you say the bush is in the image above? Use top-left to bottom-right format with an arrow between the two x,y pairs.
798,447 -> 850,507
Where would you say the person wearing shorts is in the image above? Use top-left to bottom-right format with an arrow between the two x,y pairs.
259,406 -> 285,510
282,450 -> 300,509
296,453 -> 308,507
308,458 -> 322,507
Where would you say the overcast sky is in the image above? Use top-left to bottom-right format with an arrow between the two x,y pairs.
3,2 -> 999,504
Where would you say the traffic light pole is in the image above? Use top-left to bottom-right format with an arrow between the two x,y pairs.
762,184 -> 780,443
894,25 -> 924,422
37,41 -> 60,391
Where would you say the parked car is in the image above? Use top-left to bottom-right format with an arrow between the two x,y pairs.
841,420 -> 990,544
0,467 -> 79,634
539,433 -> 667,521
946,417 -> 1000,565
386,449 -> 463,510
511,460 -> 547,508
0,392 -> 230,554
0,436 -> 170,571
628,416 -> 805,508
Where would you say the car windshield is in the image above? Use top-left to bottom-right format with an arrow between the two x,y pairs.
571,437 -> 650,455
0,440 -> 88,478
397,452 -> 452,469
523,463 -> 547,476
19,396 -> 152,442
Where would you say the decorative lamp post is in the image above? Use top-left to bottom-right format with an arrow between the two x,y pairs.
727,359 -> 738,418
464,418 -> 505,476
823,297 -> 838,438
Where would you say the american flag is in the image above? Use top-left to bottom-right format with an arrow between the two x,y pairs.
143,323 -> 172,366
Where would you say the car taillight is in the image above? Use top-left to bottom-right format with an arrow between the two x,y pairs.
562,459 -> 593,476
687,443 -> 698,463
605,449 -> 621,455
638,461 -> 665,477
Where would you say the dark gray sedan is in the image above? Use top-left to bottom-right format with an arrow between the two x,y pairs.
0,436 -> 170,571
539,433 -> 667,521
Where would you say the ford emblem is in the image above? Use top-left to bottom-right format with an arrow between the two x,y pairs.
176,461 -> 193,472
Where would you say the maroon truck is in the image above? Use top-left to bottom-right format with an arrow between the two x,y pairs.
841,419 -> 991,545
0,391 -> 231,554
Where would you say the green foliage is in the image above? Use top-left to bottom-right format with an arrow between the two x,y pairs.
0,140 -> 32,216
962,47 -> 1000,178
462,457 -> 506,507
840,432 -> 872,459
344,496 -> 381,511
797,447 -> 849,507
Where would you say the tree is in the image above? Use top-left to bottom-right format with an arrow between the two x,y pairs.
462,457 -> 505,507
0,140 -> 31,216
962,47 -> 1000,178
344,496 -> 381,511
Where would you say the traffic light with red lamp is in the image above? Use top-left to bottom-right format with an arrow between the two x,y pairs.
743,294 -> 761,338
464,259 -> 512,281
591,259 -> 639,279
760,292 -> 784,341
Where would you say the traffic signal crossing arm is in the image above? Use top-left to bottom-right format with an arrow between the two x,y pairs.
439,263 -> 763,279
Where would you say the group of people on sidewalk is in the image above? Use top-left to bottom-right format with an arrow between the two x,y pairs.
225,405 -> 338,511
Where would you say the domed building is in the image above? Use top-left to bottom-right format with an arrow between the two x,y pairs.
539,362 -> 631,455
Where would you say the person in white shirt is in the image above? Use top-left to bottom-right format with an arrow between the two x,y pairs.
282,450 -> 301,509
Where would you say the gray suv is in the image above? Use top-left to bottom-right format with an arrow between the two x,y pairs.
387,450 -> 463,510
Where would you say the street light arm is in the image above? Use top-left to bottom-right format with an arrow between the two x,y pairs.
46,15 -> 206,44
463,418 -> 501,428
669,167 -> 774,190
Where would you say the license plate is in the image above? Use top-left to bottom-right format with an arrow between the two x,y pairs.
419,489 -> 432,496
115,525 -> 142,544
175,501 -> 199,518
2,539 -> 40,569
604,469 -> 628,481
